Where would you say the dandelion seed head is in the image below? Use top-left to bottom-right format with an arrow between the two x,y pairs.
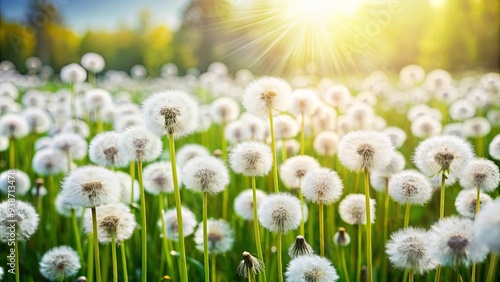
243,76 -> 291,118
83,203 -> 136,242
473,198 -> 500,253
119,126 -> 162,162
301,168 -> 343,204
285,255 -> 339,282
194,218 -> 235,255
176,144 -> 211,168
237,251 -> 264,278
279,155 -> 320,190
224,120 -> 251,144
463,117 -> 491,138
0,169 -> 30,196
339,193 -> 376,225
388,170 -> 433,205
89,131 -> 128,168
240,113 -> 266,141
85,88 -> 112,112
143,161 -> 180,195
273,114 -> 299,140
458,158 -> 499,192
313,131 -> 339,156
183,156 -> 228,194
411,116 -> 442,138
288,235 -> 314,258
60,63 -> 87,83
39,245 -> 81,281
374,151 -> 406,178
258,193 -> 302,233
455,189 -> 492,219
230,141 -> 272,177
159,206 -> 197,241
334,227 -> 351,246
234,189 -> 267,220
81,52 -> 104,73
322,84 -> 352,109
0,82 -> 19,99
52,132 -> 88,160
289,89 -> 320,116
115,171 -> 139,204
0,113 -> 29,139
449,99 -> 476,121
32,148 -> 68,176
55,193 -> 80,218
22,107 -> 51,134
210,96 -> 240,124
400,64 -> 425,87
0,200 -> 39,242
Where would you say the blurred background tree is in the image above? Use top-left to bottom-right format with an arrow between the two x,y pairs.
0,0 -> 498,76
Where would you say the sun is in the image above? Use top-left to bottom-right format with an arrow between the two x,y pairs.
287,0 -> 361,21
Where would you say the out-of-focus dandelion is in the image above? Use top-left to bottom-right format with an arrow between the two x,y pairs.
89,131 -> 128,168
285,255 -> 339,282
334,227 -> 351,282
39,246 -> 81,281
474,198 -> 500,282
455,189 -> 492,219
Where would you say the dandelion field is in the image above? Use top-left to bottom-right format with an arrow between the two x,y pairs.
0,58 -> 499,282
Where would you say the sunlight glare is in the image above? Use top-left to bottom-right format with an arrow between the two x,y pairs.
288,0 -> 361,21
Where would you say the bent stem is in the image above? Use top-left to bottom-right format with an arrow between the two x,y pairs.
319,202 -> 325,257
251,177 -> 266,282
159,193 -> 174,278
404,203 -> 411,228
120,242 -> 129,282
203,192 -> 210,282
364,169 -> 373,282
268,111 -> 279,193
111,232 -> 118,282
137,159 -> 147,282
91,207 -> 102,282
168,133 -> 188,282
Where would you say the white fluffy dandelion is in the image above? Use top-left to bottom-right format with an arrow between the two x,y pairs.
374,151 -> 406,178
338,194 -> 376,225
289,89 -> 320,116
273,114 -> 299,140
338,130 -> 394,172
242,76 -> 291,118
285,255 -> 339,282
39,246 -> 81,281
81,52 -> 105,73
455,189 -> 492,219
85,88 -> 112,112
32,148 -> 68,176
229,141 -> 272,177
411,115 -> 442,138
52,132 -> 88,160
0,113 -> 29,139
83,203 -> 136,243
489,134 -> 500,160
301,168 -> 343,204
449,99 -> 476,121
428,216 -> 489,266
385,227 -> 437,274
159,206 -> 197,241
176,144 -> 211,168
388,170 -> 433,205
234,189 -> 267,220
89,131 -> 128,168
60,63 -> 87,83
142,90 -> 199,138
473,198 -> 500,253
22,107 -> 52,134
383,127 -> 407,148
61,166 -> 121,208
313,131 -> 339,156
224,120 -> 251,144
143,161 -> 180,195
258,193 -> 302,233
0,200 -> 39,242
209,96 -> 240,124
0,169 -> 30,196
115,171 -> 139,204
463,117 -> 491,138
118,126 -> 162,162
280,155 -> 320,190
182,156 -> 229,194
458,158 -> 499,192
194,218 -> 235,255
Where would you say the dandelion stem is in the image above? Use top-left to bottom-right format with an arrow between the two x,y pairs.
486,253 -> 498,282
111,232 -> 118,282
300,112 -> 305,155
203,192 -> 210,282
137,159 -> 147,282
129,161 -> 135,204
91,207 -> 102,282
71,208 -> 84,267
8,137 -> 14,169
159,193 -> 174,278
277,232 -> 283,282
211,255 -> 216,282
120,242 -> 129,282
319,202 -> 325,257
251,176 -> 267,282
382,178 -> 390,282
298,184 -> 305,236
88,233 -> 94,282
268,111 -> 279,193
440,172 -> 446,219
409,270 -> 414,282
14,239 -> 19,282
281,139 -> 287,163
475,186 -> 481,217
168,133 -> 188,282
221,121 -> 229,220
364,169 -> 373,282
357,225 -> 362,282
435,266 -> 442,282
404,203 -> 411,228
340,246 -> 350,282
471,263 -> 477,282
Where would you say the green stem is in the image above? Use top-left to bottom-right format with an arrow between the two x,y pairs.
9,138 -> 15,169
475,187 -> 481,217
251,177 -> 266,282
111,232 -> 118,282
15,239 -> 19,282
168,133 -> 188,282
364,169 -> 373,282
300,112 -> 305,155
129,161 -> 135,204
277,233 -> 283,282
340,247 -> 350,282
91,207 -> 102,282
471,263 -> 476,282
404,203 -> 411,228
382,178 -> 389,282
211,255 -> 216,282
269,112 -> 279,193
137,159 -> 147,282
120,242 -> 129,282
409,270 -> 414,282
440,173 -> 446,219
281,139 -> 287,163
298,185 -> 305,236
435,266 -> 442,282
486,253 -> 498,282
357,225 -> 362,282
476,136 -> 484,157
221,122 -> 228,220
88,233 -> 94,282
319,202 -> 325,257
203,192 -> 210,281
71,209 -> 84,267
159,193 -> 174,278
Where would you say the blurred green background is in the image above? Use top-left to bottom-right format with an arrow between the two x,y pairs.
0,0 -> 498,76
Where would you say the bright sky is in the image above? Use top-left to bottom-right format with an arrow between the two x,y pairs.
0,0 -> 191,33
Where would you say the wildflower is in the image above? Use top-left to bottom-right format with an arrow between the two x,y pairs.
60,63 -> 87,83
159,206 -> 197,241
22,107 -> 52,134
338,130 -> 394,172
258,193 -> 302,233
455,189 -> 492,219
62,119 -> 91,138
182,156 -> 229,194
234,189 -> 267,220
118,126 -> 162,162
83,203 -> 136,243
443,123 -> 464,137
229,141 -> 272,177
89,131 -> 128,168
388,170 -> 433,205
313,131 -> 339,156
322,84 -> 352,109
334,227 -> 351,246
338,194 -> 376,225
289,89 -> 320,116
385,227 -> 437,274
301,168 -> 343,204
52,132 -> 88,160
276,139 -> 300,157
449,99 -> 476,121
32,148 -> 68,176
400,64 -> 425,87
473,198 -> 500,253
411,116 -> 442,138
428,216 -> 488,266
39,246 -> 81,281
383,127 -> 407,148
0,169 -> 30,196
463,117 -> 491,138
61,166 -> 121,208
0,200 -> 39,242
0,82 -> 19,99
55,193 -> 79,218
273,114 -> 299,140
210,96 -> 240,124
285,255 -> 339,282
142,90 -> 199,138
458,158 -> 499,192
143,161 -> 180,195
288,235 -> 314,258
424,69 -> 452,91
374,151 -> 406,178
85,88 -> 112,112
489,134 -> 500,160
413,135 -> 474,177
240,113 -> 266,141
176,144 -> 211,168
280,155 -> 320,190
0,113 -> 29,138
242,76 -> 291,118
115,171 -> 139,204
435,87 -> 459,105
81,52 -> 105,73
194,218 -> 235,255
113,114 -> 145,133
346,102 -> 375,129
237,251 -> 264,278
224,120 -> 251,144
